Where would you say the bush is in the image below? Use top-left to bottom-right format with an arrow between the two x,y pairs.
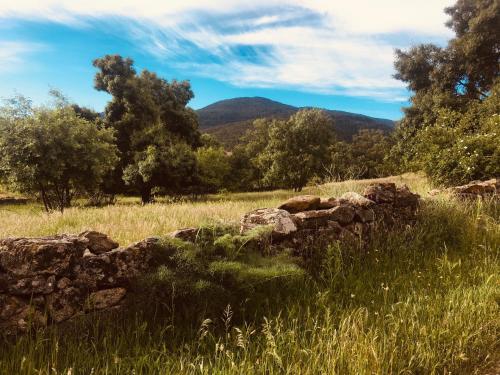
0,97 -> 118,212
412,87 -> 500,186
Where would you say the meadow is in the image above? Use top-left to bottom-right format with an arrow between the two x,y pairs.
0,173 -> 427,245
0,173 -> 498,374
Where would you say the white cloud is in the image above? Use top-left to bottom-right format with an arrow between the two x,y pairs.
0,0 -> 456,100
0,41 -> 42,72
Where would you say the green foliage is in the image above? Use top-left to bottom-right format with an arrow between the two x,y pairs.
393,0 -> 500,185
328,129 -> 394,180
0,94 -> 118,212
259,109 -> 334,191
136,224 -> 302,319
123,141 -> 198,200
195,146 -> 231,193
408,82 -> 500,186
93,55 -> 201,202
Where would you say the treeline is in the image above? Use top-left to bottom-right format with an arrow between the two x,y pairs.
0,0 -> 497,211
0,79 -> 395,212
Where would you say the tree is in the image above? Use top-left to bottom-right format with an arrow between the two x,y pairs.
411,82 -> 500,186
392,0 -> 500,185
327,129 -> 394,181
93,55 -> 201,202
260,109 -> 334,191
0,96 -> 118,212
195,146 -> 231,193
123,140 -> 198,202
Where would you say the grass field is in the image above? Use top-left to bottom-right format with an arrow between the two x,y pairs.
0,173 -> 498,374
0,173 -> 428,245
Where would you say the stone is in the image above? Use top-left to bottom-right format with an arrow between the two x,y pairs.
0,294 -> 46,334
80,231 -> 119,255
0,235 -> 88,278
363,183 -> 396,204
8,275 -> 56,295
338,192 -> 375,207
240,208 -> 298,237
355,208 -> 375,223
318,198 -> 339,209
293,210 -> 333,229
86,288 -> 127,310
278,195 -> 321,213
328,205 -> 356,225
450,178 -> 499,197
292,204 -> 356,228
46,290 -> 80,323
170,227 -> 200,242
394,185 -> 420,207
0,232 -> 159,335
56,277 -> 72,290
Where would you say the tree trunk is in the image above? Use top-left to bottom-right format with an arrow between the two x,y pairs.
140,186 -> 152,205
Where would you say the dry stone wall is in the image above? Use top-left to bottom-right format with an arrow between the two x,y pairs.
0,232 -> 159,335
1,182 -> 421,335
240,182 -> 420,248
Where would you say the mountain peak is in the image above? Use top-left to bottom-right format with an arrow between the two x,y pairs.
196,97 -> 394,148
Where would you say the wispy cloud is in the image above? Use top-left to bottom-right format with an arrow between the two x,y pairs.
0,41 -> 44,72
0,0 -> 455,100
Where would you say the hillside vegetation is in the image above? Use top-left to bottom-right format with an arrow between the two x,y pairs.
198,97 -> 394,148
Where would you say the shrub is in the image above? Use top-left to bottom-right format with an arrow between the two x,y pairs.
0,98 -> 118,212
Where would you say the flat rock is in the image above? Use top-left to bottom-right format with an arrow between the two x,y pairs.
318,198 -> 339,209
240,208 -> 298,237
278,195 -> 321,213
338,192 -> 375,207
80,231 -> 119,255
293,204 -> 356,228
170,227 -> 200,242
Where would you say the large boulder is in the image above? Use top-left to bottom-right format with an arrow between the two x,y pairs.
278,195 -> 321,213
240,208 -> 298,237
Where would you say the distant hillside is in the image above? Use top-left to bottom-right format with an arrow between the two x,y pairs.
196,97 -> 395,148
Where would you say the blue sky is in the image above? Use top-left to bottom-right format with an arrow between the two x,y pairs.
0,1 -> 454,120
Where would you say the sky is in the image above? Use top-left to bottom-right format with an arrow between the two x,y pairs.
0,0 -> 455,120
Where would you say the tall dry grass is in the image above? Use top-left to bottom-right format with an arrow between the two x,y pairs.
0,173 -> 428,245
